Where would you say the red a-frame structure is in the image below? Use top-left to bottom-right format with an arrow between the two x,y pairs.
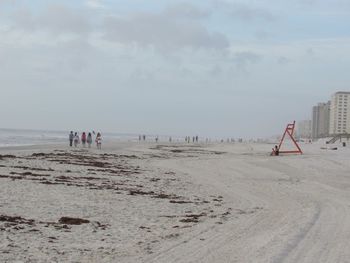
273,121 -> 303,155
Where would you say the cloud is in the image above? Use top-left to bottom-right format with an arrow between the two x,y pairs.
209,65 -> 223,76
6,2 -> 227,52
11,4 -> 91,36
86,0 -> 105,9
163,3 -> 211,20
0,0 -> 17,6
255,29 -> 270,40
102,5 -> 229,51
277,56 -> 291,65
306,47 -> 315,57
231,51 -> 262,68
213,0 -> 276,22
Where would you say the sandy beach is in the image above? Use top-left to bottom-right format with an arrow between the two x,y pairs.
1,141 -> 350,262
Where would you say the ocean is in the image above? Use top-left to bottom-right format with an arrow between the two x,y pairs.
0,129 -> 139,148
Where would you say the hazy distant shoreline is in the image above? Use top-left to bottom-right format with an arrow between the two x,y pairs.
0,128 -> 142,149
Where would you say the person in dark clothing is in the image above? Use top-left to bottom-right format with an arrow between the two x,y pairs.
272,145 -> 279,156
69,131 -> 74,147
87,132 -> 93,148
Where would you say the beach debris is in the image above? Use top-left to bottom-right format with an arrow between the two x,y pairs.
0,154 -> 16,160
150,145 -> 226,155
179,213 -> 207,223
169,200 -> 193,204
58,217 -> 90,225
11,165 -> 54,172
0,215 -> 35,226
321,147 -> 338,150
10,171 -> 50,177
0,147 -> 228,260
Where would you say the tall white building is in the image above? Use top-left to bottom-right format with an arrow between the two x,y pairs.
329,91 -> 350,135
297,120 -> 311,139
312,102 -> 330,139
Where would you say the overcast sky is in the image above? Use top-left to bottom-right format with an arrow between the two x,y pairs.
1,0 -> 350,138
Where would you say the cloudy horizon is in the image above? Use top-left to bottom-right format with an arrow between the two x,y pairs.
1,0 -> 350,138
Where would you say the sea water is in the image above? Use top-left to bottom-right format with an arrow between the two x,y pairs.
0,129 -> 139,148
0,129 -> 67,147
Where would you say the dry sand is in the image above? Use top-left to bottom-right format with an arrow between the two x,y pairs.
1,141 -> 350,262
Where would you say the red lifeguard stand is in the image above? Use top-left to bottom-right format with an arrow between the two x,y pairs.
272,121 -> 302,155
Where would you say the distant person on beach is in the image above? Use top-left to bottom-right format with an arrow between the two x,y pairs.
155,136 -> 159,143
73,132 -> 80,147
274,145 -> 279,156
95,132 -> 102,150
69,131 -> 74,147
87,132 -> 93,148
196,135 -> 198,143
271,145 -> 279,156
81,132 -> 87,147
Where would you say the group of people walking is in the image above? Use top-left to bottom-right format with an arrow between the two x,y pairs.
185,135 -> 199,143
69,131 -> 102,149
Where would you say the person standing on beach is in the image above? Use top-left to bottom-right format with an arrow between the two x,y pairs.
87,132 -> 93,148
95,132 -> 102,150
69,131 -> 74,147
73,132 -> 80,147
81,132 -> 87,147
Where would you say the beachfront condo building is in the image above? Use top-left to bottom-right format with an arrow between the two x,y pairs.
329,91 -> 350,135
312,102 -> 330,139
297,120 -> 312,139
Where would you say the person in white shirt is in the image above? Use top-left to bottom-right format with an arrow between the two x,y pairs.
95,132 -> 102,150
73,132 -> 80,147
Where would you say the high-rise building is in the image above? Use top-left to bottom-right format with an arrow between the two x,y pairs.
297,120 -> 311,139
329,91 -> 350,135
312,102 -> 330,139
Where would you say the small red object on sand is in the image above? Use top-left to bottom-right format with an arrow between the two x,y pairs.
272,121 -> 303,155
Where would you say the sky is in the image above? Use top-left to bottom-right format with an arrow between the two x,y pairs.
1,0 -> 350,138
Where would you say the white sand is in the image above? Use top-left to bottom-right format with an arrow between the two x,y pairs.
1,141 -> 350,262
